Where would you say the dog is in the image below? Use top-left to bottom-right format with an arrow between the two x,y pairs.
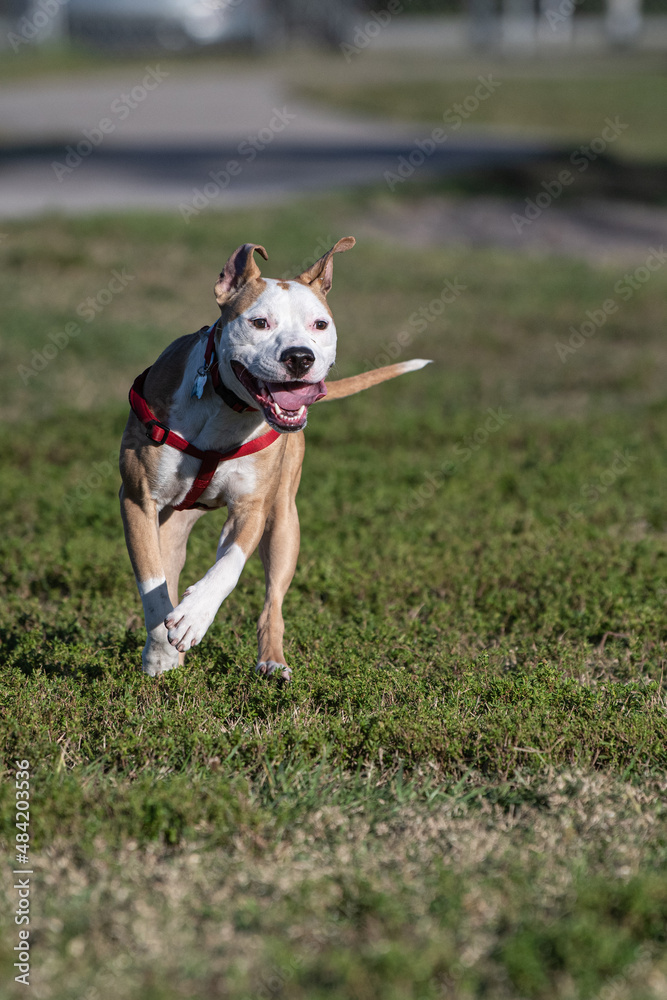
119,239 -> 429,680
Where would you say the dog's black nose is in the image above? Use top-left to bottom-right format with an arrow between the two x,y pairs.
280,346 -> 315,378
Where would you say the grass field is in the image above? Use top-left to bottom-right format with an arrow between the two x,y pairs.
291,52 -> 667,163
1,190 -> 666,998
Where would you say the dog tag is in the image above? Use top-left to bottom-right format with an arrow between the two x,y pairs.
191,367 -> 209,399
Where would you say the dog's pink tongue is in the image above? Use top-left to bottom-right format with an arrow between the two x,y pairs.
268,380 -> 327,411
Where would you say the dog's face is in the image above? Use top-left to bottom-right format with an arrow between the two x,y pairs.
214,239 -> 354,432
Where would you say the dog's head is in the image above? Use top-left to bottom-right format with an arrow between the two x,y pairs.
214,238 -> 355,432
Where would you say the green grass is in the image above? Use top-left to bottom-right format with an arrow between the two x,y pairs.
0,40 -> 262,85
1,195 -> 667,998
292,53 -> 667,162
0,42 -> 119,83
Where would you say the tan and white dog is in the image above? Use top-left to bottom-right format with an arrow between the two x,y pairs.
119,239 -> 429,680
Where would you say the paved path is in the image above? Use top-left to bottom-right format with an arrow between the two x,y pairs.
0,66 -> 561,218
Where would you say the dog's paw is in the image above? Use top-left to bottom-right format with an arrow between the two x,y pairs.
165,586 -> 216,653
256,660 -> 292,682
142,639 -> 179,676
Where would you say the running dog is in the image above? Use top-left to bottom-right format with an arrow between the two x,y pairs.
120,239 -> 429,680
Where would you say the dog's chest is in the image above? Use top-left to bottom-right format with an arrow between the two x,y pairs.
151,444 -> 260,510
146,385 -> 269,510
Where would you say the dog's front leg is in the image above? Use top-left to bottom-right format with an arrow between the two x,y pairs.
120,486 -> 178,676
164,500 -> 266,654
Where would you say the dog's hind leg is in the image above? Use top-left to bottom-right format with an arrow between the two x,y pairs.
164,498 -> 267,655
159,506 -> 206,607
256,496 -> 300,682
255,437 -> 304,682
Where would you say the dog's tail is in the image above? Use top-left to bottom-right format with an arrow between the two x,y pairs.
323,359 -> 432,402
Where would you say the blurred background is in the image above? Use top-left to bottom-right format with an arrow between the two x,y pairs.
1,0 -> 666,223
2,0 -> 667,420
1,0 -> 667,426
2,8 -> 667,999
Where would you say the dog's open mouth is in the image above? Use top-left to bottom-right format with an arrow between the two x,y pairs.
231,362 -> 327,432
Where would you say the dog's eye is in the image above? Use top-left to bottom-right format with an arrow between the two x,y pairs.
250,318 -> 268,330
314,320 -> 328,331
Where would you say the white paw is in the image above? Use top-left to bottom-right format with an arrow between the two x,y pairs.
256,660 -> 292,682
164,585 -> 218,653
142,638 -> 179,676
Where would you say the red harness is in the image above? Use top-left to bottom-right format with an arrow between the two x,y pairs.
129,323 -> 280,511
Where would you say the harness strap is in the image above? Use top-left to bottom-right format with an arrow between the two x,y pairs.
128,367 -> 279,511
179,450 -> 223,511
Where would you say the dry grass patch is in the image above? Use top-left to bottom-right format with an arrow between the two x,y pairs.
1,771 -> 666,1000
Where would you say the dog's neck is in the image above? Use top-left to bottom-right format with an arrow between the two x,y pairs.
213,372 -> 255,413
166,348 -> 269,455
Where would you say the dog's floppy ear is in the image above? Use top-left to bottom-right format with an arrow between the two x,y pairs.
215,243 -> 268,305
295,236 -> 355,297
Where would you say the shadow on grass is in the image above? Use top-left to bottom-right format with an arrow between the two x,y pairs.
1,618 -> 141,681
422,153 -> 667,204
